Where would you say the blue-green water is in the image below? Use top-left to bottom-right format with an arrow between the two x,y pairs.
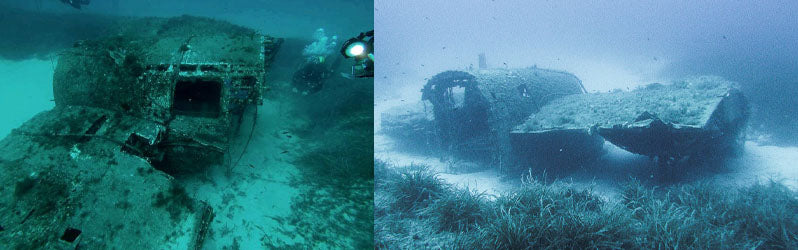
374,1 -> 798,249
0,1 -> 373,249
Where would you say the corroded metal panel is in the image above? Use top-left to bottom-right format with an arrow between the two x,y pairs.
421,68 -> 584,164
51,15 -> 282,173
512,76 -> 749,167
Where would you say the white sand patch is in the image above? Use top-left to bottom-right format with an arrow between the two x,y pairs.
376,132 -> 517,198
182,98 -> 310,249
715,141 -> 798,189
437,170 -> 518,199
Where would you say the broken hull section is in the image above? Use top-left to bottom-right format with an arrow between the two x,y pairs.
0,106 -> 213,249
510,128 -> 605,170
512,76 -> 749,168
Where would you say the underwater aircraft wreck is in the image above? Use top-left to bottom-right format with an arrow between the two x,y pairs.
0,15 -> 281,249
383,68 -> 585,168
420,69 -> 585,168
383,69 -> 748,172
513,75 -> 749,169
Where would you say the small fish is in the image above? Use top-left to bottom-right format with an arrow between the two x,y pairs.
281,150 -> 288,154
249,164 -> 254,169
286,135 -> 292,138
281,131 -> 290,134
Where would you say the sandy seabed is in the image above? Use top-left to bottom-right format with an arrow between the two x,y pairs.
375,98 -> 798,201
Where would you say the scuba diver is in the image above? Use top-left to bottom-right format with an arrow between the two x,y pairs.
291,29 -> 374,95
291,28 -> 340,95
60,0 -> 90,9
340,30 -> 374,78
292,58 -> 335,95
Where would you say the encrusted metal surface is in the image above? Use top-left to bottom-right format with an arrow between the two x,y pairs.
421,67 -> 584,165
0,15 -> 282,249
0,106 -> 209,249
511,76 -> 749,167
51,15 -> 282,173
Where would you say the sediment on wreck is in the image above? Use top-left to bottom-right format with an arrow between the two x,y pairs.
0,15 -> 282,249
421,68 -> 585,169
512,76 -> 749,170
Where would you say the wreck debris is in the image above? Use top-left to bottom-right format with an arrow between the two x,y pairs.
0,15 -> 282,249
190,202 -> 216,250
0,107 -> 213,248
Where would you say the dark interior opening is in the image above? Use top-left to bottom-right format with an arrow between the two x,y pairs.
242,76 -> 257,86
422,71 -> 492,163
445,86 -> 466,108
173,79 -> 222,118
179,64 -> 197,72
60,227 -> 81,242
79,115 -> 107,143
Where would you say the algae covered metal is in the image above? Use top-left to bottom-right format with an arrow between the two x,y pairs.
385,68 -> 748,172
512,76 -> 749,167
0,106 -> 214,249
420,68 -> 585,166
0,15 -> 281,249
52,15 -> 282,174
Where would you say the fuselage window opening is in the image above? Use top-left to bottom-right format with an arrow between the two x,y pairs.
445,86 -> 466,109
173,78 -> 223,118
